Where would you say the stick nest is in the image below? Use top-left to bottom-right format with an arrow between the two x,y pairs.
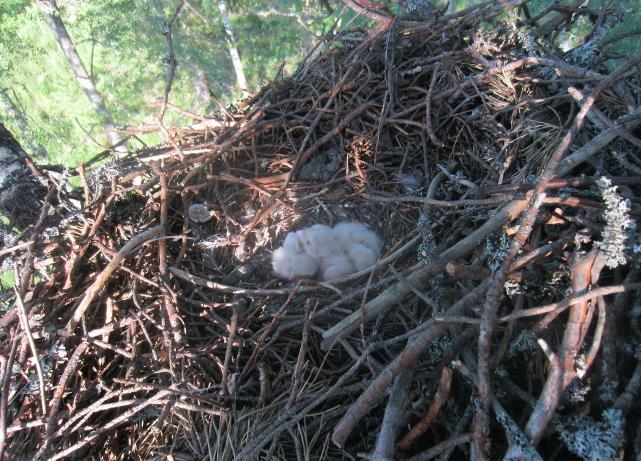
3,1 -> 641,459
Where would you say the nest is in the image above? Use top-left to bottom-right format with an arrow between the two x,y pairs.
2,1 -> 641,459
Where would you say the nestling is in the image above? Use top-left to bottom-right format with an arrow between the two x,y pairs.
271,245 -> 319,280
319,252 -> 356,281
333,222 -> 382,256
296,224 -> 338,259
271,222 -> 382,281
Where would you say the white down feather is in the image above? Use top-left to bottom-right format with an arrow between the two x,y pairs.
271,222 -> 382,281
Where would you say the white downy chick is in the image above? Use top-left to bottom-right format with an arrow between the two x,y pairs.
345,243 -> 379,271
283,231 -> 306,255
296,224 -> 338,259
272,231 -> 320,280
333,222 -> 382,256
319,252 -> 356,281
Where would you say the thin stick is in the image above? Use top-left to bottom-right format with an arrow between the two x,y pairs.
331,281 -> 489,447
522,339 -> 562,445
425,62 -> 443,146
372,366 -> 415,459
499,283 -> 641,322
322,199 -> 527,349
39,341 -> 90,460
406,433 -> 472,461
49,390 -> 171,461
474,76 -> 611,453
583,296 -> 606,373
64,226 -> 161,334
398,366 -> 452,450
157,0 -> 186,158
152,162 -> 182,346
221,305 -> 238,397
14,288 -> 47,416
169,266 -> 317,295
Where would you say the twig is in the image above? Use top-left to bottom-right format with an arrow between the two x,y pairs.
152,162 -> 183,347
557,98 -> 641,177
363,192 -> 510,207
169,266 -> 317,295
520,338 -> 562,446
39,341 -> 90,460
63,226 -> 161,334
406,433 -> 472,461
49,390 -> 171,461
614,358 -> 641,412
331,281 -> 489,447
583,296 -> 606,371
499,283 -> 641,322
221,304 -> 238,397
424,62 -> 443,147
340,0 -> 394,28
322,199 -> 527,349
14,287 -> 47,416
452,358 -> 544,461
156,0 -> 186,158
518,251 -> 596,449
372,366 -> 415,460
398,367 -> 452,450
568,86 -> 641,148
474,75 -> 610,454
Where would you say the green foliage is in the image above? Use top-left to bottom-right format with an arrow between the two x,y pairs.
1,0 -> 639,168
0,271 -> 14,293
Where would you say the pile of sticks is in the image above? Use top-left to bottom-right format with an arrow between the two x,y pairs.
2,0 -> 641,459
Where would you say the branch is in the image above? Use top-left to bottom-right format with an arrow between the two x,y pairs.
322,199 -> 527,349
398,367 -> 452,450
63,226 -> 161,335
331,281 -> 489,447
372,366 -> 415,460
340,0 -> 394,28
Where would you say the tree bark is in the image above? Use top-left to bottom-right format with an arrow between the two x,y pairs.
218,0 -> 248,92
37,0 -> 125,151
0,123 -> 47,232
0,90 -> 48,161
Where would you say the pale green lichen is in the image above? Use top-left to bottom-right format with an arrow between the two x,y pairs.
508,329 -> 538,358
417,211 -> 437,265
515,28 -> 537,54
555,409 -> 624,461
562,378 -> 591,406
485,229 -> 510,272
596,177 -> 638,269
566,25 -> 607,66
424,331 -> 453,365
504,280 -> 525,298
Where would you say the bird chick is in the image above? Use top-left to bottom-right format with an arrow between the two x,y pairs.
296,224 -> 338,259
319,252 -> 355,281
333,222 -> 382,256
283,231 -> 306,255
345,243 -> 379,271
271,245 -> 319,280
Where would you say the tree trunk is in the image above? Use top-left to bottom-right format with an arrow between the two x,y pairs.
37,0 -> 125,151
0,89 -> 48,161
218,0 -> 248,93
0,123 -> 47,232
